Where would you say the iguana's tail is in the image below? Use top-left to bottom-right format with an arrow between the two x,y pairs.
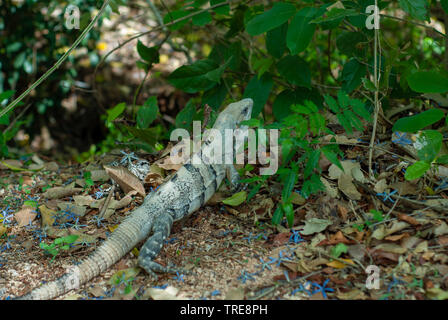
15,210 -> 148,300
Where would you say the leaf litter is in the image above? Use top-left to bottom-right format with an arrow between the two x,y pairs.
1,129 -> 448,301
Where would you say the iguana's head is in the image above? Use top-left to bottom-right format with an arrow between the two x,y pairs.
214,98 -> 253,129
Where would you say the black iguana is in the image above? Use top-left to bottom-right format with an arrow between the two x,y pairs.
15,98 -> 253,300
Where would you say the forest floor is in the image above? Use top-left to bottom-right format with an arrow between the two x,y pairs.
1,143 -> 448,300
1,3 -> 448,301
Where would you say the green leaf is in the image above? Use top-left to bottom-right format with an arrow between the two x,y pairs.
163,10 -> 192,30
0,90 -> 14,104
202,81 -> 228,111
331,243 -> 348,258
247,184 -> 262,201
277,55 -> 311,88
436,154 -> 448,164
246,2 -> 297,36
0,90 -> 15,125
337,113 -> 353,134
350,99 -> 370,121
301,173 -> 325,199
243,73 -> 273,117
225,5 -> 247,38
442,0 -> 448,14
286,7 -> 318,54
209,42 -> 242,72
341,58 -> 366,93
281,169 -> 297,201
193,0 -> 208,8
125,126 -> 161,146
415,130 -> 443,162
107,102 -> 126,122
84,171 -> 94,188
63,235 -> 79,244
370,209 -> 384,222
336,32 -> 367,57
324,94 -> 340,113
272,206 -> 284,225
273,90 -> 300,121
362,78 -> 377,92
192,10 -> 212,26
266,23 -> 288,59
304,149 -> 321,179
168,59 -> 229,93
282,202 -> 294,227
137,97 -> 159,129
222,191 -> 247,206
211,0 -> 230,15
108,0 -> 121,14
321,145 -> 343,170
392,109 -> 445,133
407,71 -> 448,93
175,100 -> 196,131
344,109 -> 364,132
136,41 -> 159,65
399,0 -> 428,21
405,161 -> 430,180
310,8 -> 357,24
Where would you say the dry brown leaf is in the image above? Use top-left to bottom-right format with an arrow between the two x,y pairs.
39,205 -> 57,228
155,156 -> 183,171
42,186 -> 83,199
434,222 -> 448,236
374,179 -> 388,193
116,195 -> 133,209
328,160 -> 366,183
73,195 -> 95,207
144,172 -> 164,187
321,177 -> 338,198
347,244 -> 366,260
397,213 -> 420,226
437,236 -> 448,246
374,243 -> 407,254
57,202 -> 87,217
14,206 -> 37,227
371,249 -> 400,262
337,204 -> 348,221
88,286 -> 105,297
90,169 -> 110,182
385,233 -> 408,241
0,225 -> 7,237
389,181 -> 417,196
338,174 -> 361,200
318,231 -> 354,246
104,165 -> 145,196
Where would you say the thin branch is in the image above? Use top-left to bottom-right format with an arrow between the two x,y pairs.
368,0 -> 380,181
0,0 -> 112,119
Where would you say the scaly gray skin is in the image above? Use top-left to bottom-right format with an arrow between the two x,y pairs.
15,98 -> 253,300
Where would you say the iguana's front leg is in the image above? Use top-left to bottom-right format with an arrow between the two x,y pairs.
138,213 -> 179,279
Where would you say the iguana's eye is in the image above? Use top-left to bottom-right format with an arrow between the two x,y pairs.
242,107 -> 248,114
